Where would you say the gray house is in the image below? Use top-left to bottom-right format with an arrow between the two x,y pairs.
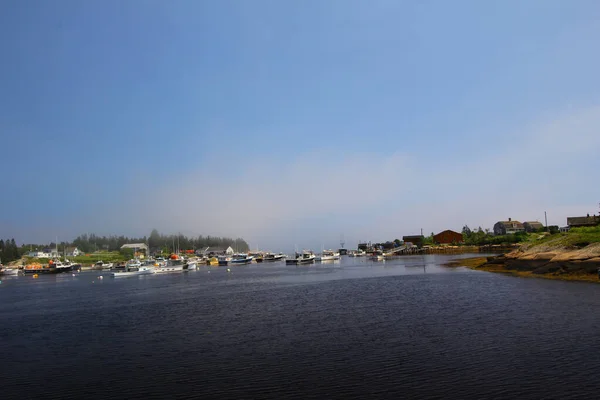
493,218 -> 525,235
523,221 -> 544,232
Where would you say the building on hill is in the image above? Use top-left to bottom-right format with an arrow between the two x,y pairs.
523,221 -> 545,232
433,230 -> 464,244
65,247 -> 82,257
402,235 -> 424,248
493,218 -> 525,235
567,215 -> 600,228
120,243 -> 148,254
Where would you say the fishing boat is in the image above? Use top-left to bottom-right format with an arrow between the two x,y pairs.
286,251 -> 316,265
93,260 -> 114,270
249,252 -> 264,263
23,259 -> 73,274
263,253 -> 285,262
218,255 -> 231,266
184,257 -> 199,271
111,263 -> 154,277
316,250 -> 340,262
154,255 -> 185,273
229,253 -> 253,265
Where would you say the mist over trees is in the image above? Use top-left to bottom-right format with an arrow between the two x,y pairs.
71,230 -> 249,253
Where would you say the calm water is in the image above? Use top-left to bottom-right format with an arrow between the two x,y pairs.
2,254 -> 600,399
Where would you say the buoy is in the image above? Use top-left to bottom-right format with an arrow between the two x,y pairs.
99,276 -> 103,280
33,274 -> 39,279
227,268 -> 231,273
72,273 -> 76,277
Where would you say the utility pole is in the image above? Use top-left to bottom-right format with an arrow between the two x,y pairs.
545,211 -> 548,230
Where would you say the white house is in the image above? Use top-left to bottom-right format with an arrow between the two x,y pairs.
65,247 -> 82,257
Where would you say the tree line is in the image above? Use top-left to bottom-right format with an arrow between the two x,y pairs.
11,230 -> 249,257
0,239 -> 20,263
68,230 -> 249,254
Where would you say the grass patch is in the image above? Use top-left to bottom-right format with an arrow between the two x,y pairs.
521,226 -> 600,249
72,252 -> 126,264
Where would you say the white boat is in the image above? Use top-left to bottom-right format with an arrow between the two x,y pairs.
0,266 -> 19,275
286,251 -> 316,265
349,250 -> 367,257
370,254 -> 385,261
218,255 -> 231,266
316,250 -> 340,262
111,266 -> 154,277
154,257 -> 184,273
94,260 -> 114,270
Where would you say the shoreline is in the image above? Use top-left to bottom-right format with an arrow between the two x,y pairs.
445,256 -> 600,284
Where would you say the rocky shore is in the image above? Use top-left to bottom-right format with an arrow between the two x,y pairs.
448,243 -> 600,283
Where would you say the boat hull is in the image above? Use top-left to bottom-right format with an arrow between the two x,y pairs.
154,266 -> 184,273
111,270 -> 154,277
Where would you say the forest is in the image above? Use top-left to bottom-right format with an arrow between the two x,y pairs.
9,230 -> 249,260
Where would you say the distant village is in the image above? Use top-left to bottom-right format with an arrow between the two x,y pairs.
358,212 -> 600,251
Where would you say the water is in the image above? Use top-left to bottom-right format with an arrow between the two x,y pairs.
2,254 -> 600,399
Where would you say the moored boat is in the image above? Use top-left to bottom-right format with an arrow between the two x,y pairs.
286,251 -> 316,265
229,253 -> 253,265
316,250 -> 340,262
111,265 -> 154,277
23,259 -> 73,274
263,253 -> 286,262
0,266 -> 19,275
154,255 -> 185,273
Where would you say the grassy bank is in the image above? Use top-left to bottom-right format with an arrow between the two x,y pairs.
445,256 -> 600,284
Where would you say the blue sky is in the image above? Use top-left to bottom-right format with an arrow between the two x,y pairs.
1,0 -> 599,251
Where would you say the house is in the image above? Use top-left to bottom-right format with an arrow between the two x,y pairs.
493,218 -> 525,235
205,246 -> 234,256
28,251 -> 52,258
120,243 -> 148,252
523,221 -> 545,233
402,235 -> 424,248
65,247 -> 82,257
433,230 -> 464,245
567,215 -> 600,228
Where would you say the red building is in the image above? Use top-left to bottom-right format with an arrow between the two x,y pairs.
433,230 -> 464,245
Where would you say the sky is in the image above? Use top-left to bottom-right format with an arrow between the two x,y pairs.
1,0 -> 599,252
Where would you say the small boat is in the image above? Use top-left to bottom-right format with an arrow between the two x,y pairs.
229,253 -> 253,265
0,266 -> 19,275
349,250 -> 366,257
286,251 -> 316,265
208,257 -> 219,266
369,253 -> 385,261
316,250 -> 340,262
111,265 -> 154,277
263,253 -> 286,262
93,260 -> 114,270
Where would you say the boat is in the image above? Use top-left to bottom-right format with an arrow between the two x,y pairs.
93,260 -> 114,270
263,253 -> 285,262
111,263 -> 154,277
208,257 -> 219,266
316,250 -> 340,262
154,255 -> 185,273
229,253 -> 253,265
184,257 -> 200,271
349,250 -> 366,257
23,259 -> 73,274
249,252 -> 264,263
369,252 -> 385,261
286,251 -> 316,265
0,265 -> 19,275
218,255 -> 231,266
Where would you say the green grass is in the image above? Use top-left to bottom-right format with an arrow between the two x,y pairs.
521,226 -> 600,249
71,252 -> 126,264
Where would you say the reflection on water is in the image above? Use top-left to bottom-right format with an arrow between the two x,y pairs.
2,254 -> 600,399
